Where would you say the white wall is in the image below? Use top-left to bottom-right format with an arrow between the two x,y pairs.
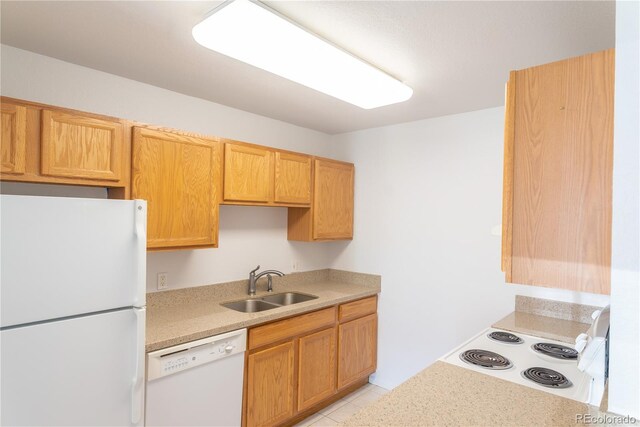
0,45 -> 343,291
330,105 -> 611,389
608,0 -> 640,418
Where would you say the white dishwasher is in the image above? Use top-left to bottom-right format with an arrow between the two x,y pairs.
146,329 -> 247,426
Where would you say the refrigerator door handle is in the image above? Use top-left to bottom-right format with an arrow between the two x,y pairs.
133,200 -> 147,307
131,307 -> 146,426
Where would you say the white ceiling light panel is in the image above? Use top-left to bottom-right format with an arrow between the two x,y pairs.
192,0 -> 413,109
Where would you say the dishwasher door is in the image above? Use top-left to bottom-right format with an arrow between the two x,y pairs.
146,329 -> 247,427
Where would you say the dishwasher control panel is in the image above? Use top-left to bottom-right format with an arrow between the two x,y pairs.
147,328 -> 247,381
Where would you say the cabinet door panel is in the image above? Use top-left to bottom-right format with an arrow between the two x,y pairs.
246,341 -> 295,427
275,152 -> 311,204
509,49 -> 614,294
132,127 -> 219,249
1,103 -> 27,175
313,160 -> 354,239
41,110 -> 123,181
224,144 -> 272,202
297,327 -> 336,411
337,314 -> 377,389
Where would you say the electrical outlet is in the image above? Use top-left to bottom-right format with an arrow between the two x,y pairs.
157,272 -> 168,290
291,261 -> 303,272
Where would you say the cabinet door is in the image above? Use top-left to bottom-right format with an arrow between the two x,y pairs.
297,327 -> 336,412
274,152 -> 311,204
246,341 -> 295,427
41,110 -> 124,181
132,127 -> 220,249
1,103 -> 27,175
224,144 -> 272,202
506,49 -> 614,294
313,159 -> 354,239
337,314 -> 377,390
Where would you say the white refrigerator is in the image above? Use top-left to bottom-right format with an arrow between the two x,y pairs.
0,194 -> 147,426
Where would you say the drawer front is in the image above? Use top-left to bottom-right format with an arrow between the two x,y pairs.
338,296 -> 377,323
249,307 -> 336,351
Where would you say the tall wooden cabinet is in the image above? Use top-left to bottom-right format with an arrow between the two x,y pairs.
502,49 -> 614,294
131,127 -> 222,250
288,159 -> 354,241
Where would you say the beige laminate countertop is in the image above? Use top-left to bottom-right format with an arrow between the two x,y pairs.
146,271 -> 380,352
343,361 -> 591,427
343,311 -> 632,427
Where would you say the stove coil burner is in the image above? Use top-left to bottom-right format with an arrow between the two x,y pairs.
532,343 -> 579,360
459,349 -> 513,370
487,331 -> 524,344
522,367 -> 573,388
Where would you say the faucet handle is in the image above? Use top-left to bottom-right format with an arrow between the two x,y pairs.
250,265 -> 260,275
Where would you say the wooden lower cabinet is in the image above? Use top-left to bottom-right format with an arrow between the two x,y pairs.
337,313 -> 378,389
246,341 -> 296,427
244,299 -> 377,427
297,327 -> 337,412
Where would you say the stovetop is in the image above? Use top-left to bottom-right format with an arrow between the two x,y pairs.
440,328 -> 591,402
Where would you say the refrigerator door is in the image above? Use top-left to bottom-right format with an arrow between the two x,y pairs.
0,195 -> 146,327
1,307 -> 146,426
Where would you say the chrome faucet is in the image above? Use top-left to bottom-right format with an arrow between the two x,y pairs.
248,265 -> 285,296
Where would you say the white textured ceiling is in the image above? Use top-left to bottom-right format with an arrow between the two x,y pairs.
0,1 -> 614,134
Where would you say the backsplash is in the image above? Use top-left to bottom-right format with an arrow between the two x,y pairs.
516,295 -> 602,324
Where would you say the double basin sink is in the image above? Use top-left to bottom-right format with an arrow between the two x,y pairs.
222,292 -> 318,313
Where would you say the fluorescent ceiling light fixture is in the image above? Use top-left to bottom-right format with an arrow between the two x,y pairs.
192,0 -> 413,109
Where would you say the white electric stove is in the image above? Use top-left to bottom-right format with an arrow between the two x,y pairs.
440,328 -> 592,402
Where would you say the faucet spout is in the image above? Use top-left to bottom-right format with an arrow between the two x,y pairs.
248,267 -> 285,296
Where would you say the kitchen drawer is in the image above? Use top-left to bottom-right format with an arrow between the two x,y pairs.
248,307 -> 336,351
339,296 -> 377,323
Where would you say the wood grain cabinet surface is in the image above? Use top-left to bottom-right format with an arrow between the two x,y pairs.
274,151 -> 312,204
224,143 -> 273,203
246,341 -> 296,427
297,327 -> 337,412
502,49 -> 614,295
1,98 -> 130,195
244,298 -> 376,426
287,158 -> 355,241
1,103 -> 27,175
337,313 -> 378,390
132,127 -> 221,250
41,110 -> 124,181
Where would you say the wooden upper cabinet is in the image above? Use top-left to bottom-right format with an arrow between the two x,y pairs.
224,143 -> 272,203
132,127 -> 221,249
1,103 -> 27,175
502,49 -> 614,294
313,159 -> 354,240
41,110 -> 124,181
274,151 -> 312,204
246,341 -> 296,427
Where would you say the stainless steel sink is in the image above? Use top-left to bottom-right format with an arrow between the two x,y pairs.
260,292 -> 318,306
221,292 -> 319,313
221,299 -> 280,313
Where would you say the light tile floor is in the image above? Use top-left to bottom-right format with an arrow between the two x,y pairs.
294,384 -> 389,427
